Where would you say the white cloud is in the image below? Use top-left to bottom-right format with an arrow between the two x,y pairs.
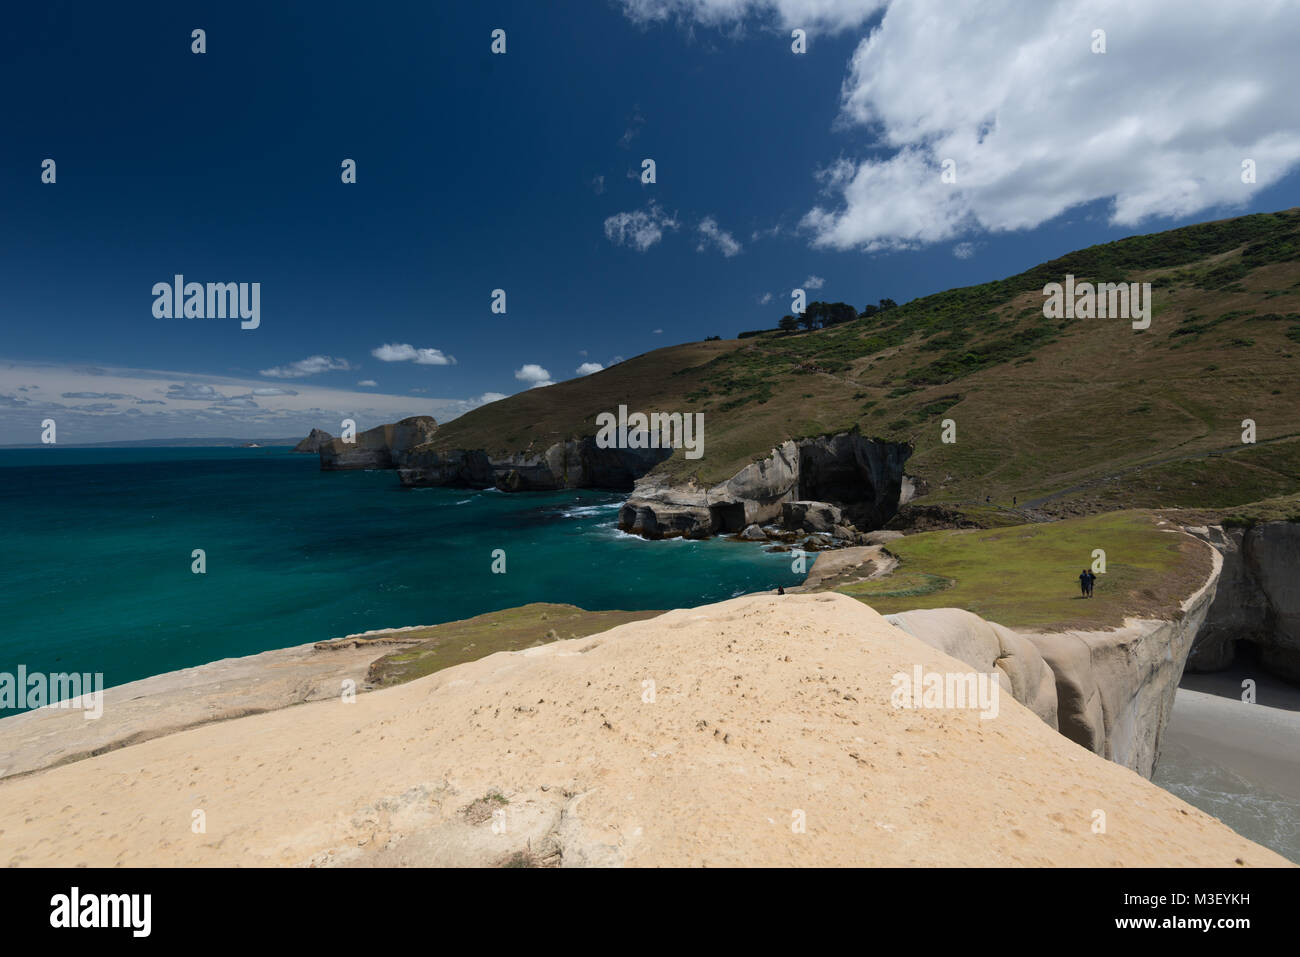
259,355 -> 353,379
757,292 -> 773,305
0,360 -> 488,445
952,242 -> 976,260
477,392 -> 507,404
619,0 -> 886,32
165,382 -> 224,400
591,174 -> 606,195
652,328 -> 663,335
371,344 -> 456,366
799,0 -> 1300,251
356,379 -> 378,387
514,363 -> 554,388
576,362 -> 605,376
696,216 -> 743,256
803,274 -> 826,290
604,201 -> 680,252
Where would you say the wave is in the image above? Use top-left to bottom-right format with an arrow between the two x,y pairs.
561,502 -> 624,518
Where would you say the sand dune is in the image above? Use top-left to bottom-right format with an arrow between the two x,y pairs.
0,593 -> 1288,867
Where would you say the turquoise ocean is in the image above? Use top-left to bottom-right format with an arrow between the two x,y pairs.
0,447 -> 802,716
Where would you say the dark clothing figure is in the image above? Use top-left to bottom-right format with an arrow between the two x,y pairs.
777,585 -> 785,595
1085,571 -> 1096,597
1079,570 -> 1090,597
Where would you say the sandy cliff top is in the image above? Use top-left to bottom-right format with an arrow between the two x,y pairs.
0,593 -> 1287,867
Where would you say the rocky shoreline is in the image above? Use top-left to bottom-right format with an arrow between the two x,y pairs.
310,417 -> 920,545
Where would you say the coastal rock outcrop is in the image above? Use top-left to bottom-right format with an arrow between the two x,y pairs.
319,416 -> 439,470
292,428 -> 333,453
1185,522 -> 1300,682
619,433 -> 912,540
783,500 -> 843,533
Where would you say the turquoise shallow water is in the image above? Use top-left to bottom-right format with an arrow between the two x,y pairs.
0,447 -> 802,714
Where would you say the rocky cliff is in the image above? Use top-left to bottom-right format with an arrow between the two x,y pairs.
395,437 -> 673,492
883,527 -> 1223,778
618,433 -> 912,539
308,412 -> 911,542
292,428 -> 333,454
1184,522 -> 1300,682
318,416 -> 440,470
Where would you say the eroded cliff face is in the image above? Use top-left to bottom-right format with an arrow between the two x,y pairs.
618,433 -> 913,540
396,438 -> 672,492
1184,522 -> 1300,683
883,530 -> 1222,778
318,416 -> 440,470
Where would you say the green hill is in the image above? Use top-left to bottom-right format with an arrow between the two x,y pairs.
426,208 -> 1300,520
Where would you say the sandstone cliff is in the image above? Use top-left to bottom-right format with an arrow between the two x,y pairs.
1184,522 -> 1300,682
318,416 -> 439,470
618,433 -> 913,539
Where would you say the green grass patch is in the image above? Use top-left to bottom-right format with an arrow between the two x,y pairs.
837,511 -> 1209,630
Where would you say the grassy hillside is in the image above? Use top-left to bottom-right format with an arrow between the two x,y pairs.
428,208 -> 1300,518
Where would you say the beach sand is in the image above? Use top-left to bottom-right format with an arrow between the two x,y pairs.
1153,664 -> 1300,862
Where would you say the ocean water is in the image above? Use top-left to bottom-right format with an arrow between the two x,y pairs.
0,447 -> 802,715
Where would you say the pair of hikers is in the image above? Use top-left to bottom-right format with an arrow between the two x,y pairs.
1078,569 -> 1096,598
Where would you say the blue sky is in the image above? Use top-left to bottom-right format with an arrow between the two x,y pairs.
3,0 -> 1299,444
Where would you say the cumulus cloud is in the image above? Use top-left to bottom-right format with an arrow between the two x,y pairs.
576,361 -> 604,376
478,392 -> 507,404
370,344 -> 456,365
798,0 -> 1300,251
803,274 -> 826,290
696,216 -> 743,256
604,201 -> 680,251
259,356 -> 353,379
514,364 -> 554,388
952,242 -> 976,260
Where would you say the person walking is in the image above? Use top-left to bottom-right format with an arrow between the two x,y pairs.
1078,569 -> 1090,598
1085,569 -> 1096,598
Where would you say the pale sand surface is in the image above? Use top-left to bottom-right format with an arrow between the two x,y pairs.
0,638 -> 395,780
0,594 -> 1288,867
